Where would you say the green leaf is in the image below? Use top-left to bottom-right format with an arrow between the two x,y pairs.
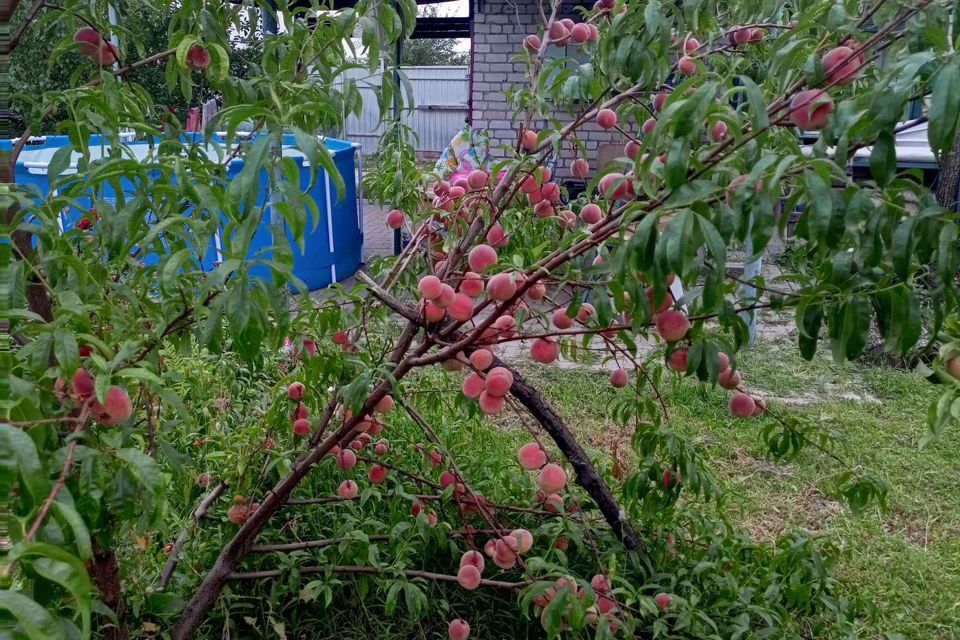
175,35 -> 200,68
10,542 -> 92,638
47,145 -> 75,185
869,129 -> 896,187
928,64 -> 960,155
53,328 -> 79,376
0,424 -> 50,506
51,501 -> 92,561
0,590 -> 62,640
892,217 -> 916,282
737,75 -> 769,131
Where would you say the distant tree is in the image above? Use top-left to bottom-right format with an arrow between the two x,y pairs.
400,4 -> 468,66
11,0 -> 262,132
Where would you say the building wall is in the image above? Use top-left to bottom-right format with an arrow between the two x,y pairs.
470,0 -> 626,171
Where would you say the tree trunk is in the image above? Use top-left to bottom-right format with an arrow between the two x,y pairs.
935,132 -> 960,211
87,544 -> 129,640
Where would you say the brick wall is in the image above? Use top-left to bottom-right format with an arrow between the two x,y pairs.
470,0 -> 626,172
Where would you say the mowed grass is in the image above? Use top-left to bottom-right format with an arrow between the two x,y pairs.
510,341 -> 960,639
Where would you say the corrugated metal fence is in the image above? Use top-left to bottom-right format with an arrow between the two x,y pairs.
335,66 -> 469,154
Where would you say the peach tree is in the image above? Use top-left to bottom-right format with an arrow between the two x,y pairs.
1,0 -> 959,638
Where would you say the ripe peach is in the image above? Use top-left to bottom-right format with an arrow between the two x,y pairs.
424,301 -> 446,323
508,528 -> 534,554
571,158 -> 590,178
293,418 -> 311,436
647,287 -> 674,313
596,108 -> 618,130
548,21 -> 569,44
448,185 -> 466,199
521,129 -> 538,152
667,348 -> 688,372
467,169 -> 489,191
484,539 -> 497,557
642,117 -> 657,135
729,392 -> 756,417
439,469 -> 457,489
789,89 -> 834,130
710,121 -> 728,142
591,574 -> 611,593
469,349 -> 494,371
544,493 -> 564,512
333,331 -> 350,346
530,338 -> 559,364
74,27 -> 103,57
486,224 -> 509,248
540,182 -> 561,203
386,209 -> 405,229
655,309 -> 690,342
374,440 -> 388,455
524,34 -> 542,53
428,450 -> 443,467
598,172 -> 630,200
487,272 -> 517,301
534,199 -> 554,218
752,396 -> 767,416
468,244 -> 498,272
654,593 -> 672,610
580,203 -> 603,224
493,315 -> 517,339
72,368 -> 95,399
485,367 -> 514,397
677,56 -> 697,75
822,45 -> 862,85
539,463 -> 567,492
448,618 -> 471,640
94,386 -> 133,426
227,503 -> 248,524
435,284 -> 457,309
293,402 -> 308,421
197,472 -> 212,487
683,37 -> 699,54
186,44 -> 211,70
459,272 -> 485,298
369,464 -> 388,484
418,275 -> 443,300
946,356 -> 960,379
570,22 -> 591,44
478,390 -> 505,414
750,27 -> 765,42
286,381 -> 306,401
652,92 -> 669,111
446,294 -> 473,322
350,439 -> 363,450
336,449 -> 357,470
338,479 -> 359,499
718,349 -> 738,376
457,564 -> 482,590
718,367 -> 741,390
567,215 -> 591,236
555,537 -> 569,550
609,368 -> 629,388
553,309 -> 575,329
462,373 -> 485,399
731,26 -> 752,45
494,538 -> 518,564
375,394 -> 394,413
527,281 -> 546,300
460,550 -> 485,572
518,443 -> 547,470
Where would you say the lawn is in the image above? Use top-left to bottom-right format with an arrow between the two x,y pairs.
510,340 -> 960,640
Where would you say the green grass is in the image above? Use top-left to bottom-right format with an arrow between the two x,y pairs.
512,341 -> 960,640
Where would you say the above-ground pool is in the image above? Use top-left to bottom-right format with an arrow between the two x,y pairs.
7,133 -> 363,292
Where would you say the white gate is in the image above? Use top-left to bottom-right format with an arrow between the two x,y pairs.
335,66 -> 469,154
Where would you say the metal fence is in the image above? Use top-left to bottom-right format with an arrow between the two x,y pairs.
335,66 -> 469,154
